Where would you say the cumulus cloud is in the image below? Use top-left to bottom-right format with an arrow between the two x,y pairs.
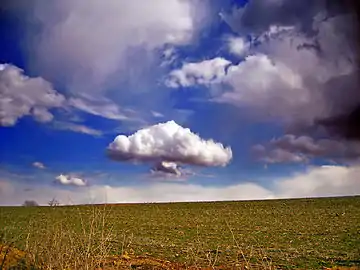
107,120 -> 232,175
1,165 -> 359,205
166,58 -> 231,88
33,162 -> 46,169
0,64 -> 65,126
55,174 -> 87,187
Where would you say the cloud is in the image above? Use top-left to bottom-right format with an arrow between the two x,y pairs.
220,0 -> 328,36
227,36 -> 250,56
0,64 -> 65,126
254,134 -> 360,164
151,111 -> 164,118
316,104 -> 360,142
168,1 -> 359,143
107,120 -> 232,168
275,165 -> 360,198
216,54 -> 307,118
25,0 -> 206,95
160,47 -> 178,67
1,165 -> 360,205
55,174 -> 87,187
166,58 -> 231,88
151,161 -> 182,176
33,162 -> 46,169
68,96 -> 131,121
253,145 -> 308,164
0,63 -> 137,128
52,121 -> 103,137
220,0 -> 360,140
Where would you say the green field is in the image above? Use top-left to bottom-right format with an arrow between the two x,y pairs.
1,196 -> 360,269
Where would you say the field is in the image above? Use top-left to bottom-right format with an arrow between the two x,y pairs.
0,196 -> 360,269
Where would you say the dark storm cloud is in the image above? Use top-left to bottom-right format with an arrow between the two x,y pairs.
253,134 -> 360,164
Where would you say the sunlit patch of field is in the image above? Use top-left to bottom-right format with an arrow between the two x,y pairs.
0,196 -> 359,269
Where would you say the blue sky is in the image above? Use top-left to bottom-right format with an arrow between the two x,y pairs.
0,0 -> 359,205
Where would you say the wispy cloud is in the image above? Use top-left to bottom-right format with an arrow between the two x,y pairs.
53,121 -> 103,137
68,97 -> 130,121
32,162 -> 46,169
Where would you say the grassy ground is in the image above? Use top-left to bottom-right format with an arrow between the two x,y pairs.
0,196 -> 359,269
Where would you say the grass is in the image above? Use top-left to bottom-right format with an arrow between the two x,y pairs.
0,196 -> 359,269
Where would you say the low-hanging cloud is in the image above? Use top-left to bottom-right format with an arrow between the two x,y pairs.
107,120 -> 232,175
1,164 -> 360,205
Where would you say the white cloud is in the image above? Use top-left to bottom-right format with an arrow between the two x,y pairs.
53,121 -> 103,137
0,64 -> 65,126
29,0 -> 205,93
1,165 -> 359,205
107,120 -> 232,168
55,174 -> 87,187
227,36 -> 249,56
166,58 -> 231,88
33,162 -> 46,169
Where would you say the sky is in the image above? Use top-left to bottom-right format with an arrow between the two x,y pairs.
0,0 -> 360,205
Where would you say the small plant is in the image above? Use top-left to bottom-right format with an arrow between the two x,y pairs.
48,198 -> 60,207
